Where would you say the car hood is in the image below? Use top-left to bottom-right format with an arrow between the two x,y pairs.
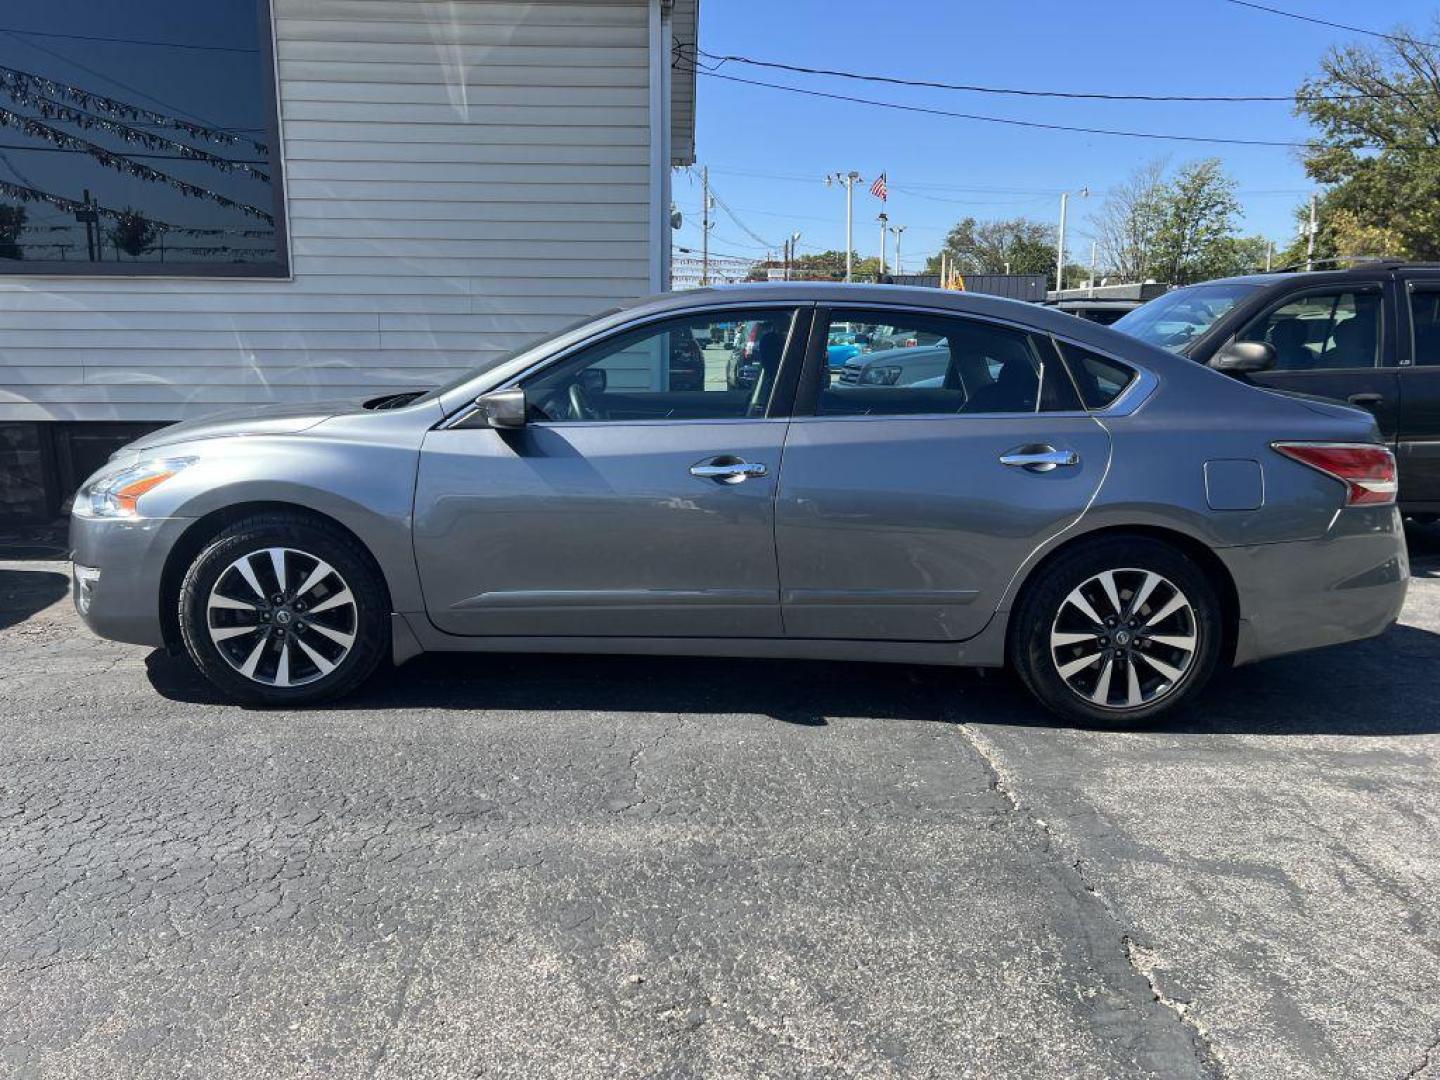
123,399 -> 376,454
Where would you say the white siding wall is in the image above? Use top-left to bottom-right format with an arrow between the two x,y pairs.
0,0 -> 657,422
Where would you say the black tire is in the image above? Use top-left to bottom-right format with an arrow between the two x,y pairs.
177,513 -> 389,705
1008,536 -> 1224,727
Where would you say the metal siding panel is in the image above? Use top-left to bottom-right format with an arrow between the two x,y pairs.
0,0 -> 657,421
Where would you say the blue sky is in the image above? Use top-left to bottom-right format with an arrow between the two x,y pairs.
677,0 -> 1440,273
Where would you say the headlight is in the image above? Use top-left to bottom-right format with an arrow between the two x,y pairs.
862,365 -> 903,386
77,457 -> 195,518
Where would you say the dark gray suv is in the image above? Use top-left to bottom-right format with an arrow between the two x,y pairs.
1114,261 -> 1440,517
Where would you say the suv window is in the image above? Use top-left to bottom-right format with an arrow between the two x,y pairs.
1237,288 -> 1381,371
523,308 -> 797,422
815,309 -> 1079,417
1409,286 -> 1440,366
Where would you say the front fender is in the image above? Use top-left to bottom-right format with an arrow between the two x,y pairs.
131,415 -> 430,613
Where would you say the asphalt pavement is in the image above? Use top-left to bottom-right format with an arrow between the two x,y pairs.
1,525 -> 1438,1079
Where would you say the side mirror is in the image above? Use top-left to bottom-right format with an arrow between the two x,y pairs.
1210,341 -> 1276,373
473,387 -> 528,429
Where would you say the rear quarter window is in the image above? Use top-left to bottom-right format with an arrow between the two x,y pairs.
1059,343 -> 1138,410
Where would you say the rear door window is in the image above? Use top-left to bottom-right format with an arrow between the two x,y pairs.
810,308 -> 1080,417
1408,286 -> 1440,365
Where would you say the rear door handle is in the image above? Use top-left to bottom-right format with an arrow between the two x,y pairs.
999,445 -> 1079,472
1347,393 -> 1384,408
689,457 -> 769,484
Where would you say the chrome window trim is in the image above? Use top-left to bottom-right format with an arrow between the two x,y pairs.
441,301 -> 809,431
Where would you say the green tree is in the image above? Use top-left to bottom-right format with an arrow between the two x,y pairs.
0,204 -> 26,261
1150,159 -> 1243,285
107,209 -> 158,260
925,216 -> 1057,283
1093,159 -> 1168,282
1294,21 -> 1440,261
748,250 -> 879,281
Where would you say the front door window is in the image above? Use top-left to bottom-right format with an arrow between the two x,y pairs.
523,309 -> 798,422
1237,290 -> 1382,371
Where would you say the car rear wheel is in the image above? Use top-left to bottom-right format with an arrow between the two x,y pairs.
1009,537 -> 1223,726
177,514 -> 389,705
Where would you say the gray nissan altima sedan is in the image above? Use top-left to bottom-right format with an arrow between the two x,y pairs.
69,283 -> 1408,724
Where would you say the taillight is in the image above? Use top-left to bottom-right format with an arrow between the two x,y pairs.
1272,442 -> 1397,506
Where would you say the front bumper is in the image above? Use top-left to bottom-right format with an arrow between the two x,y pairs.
1221,505 -> 1409,666
69,512 -> 191,648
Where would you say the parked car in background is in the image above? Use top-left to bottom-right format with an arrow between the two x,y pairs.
71,283 -> 1405,725
1112,261 -> 1440,518
837,344 -> 950,386
826,328 -> 864,372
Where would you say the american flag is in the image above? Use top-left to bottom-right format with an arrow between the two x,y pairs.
869,173 -> 887,201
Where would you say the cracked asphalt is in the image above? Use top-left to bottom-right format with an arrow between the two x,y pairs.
1,526 -> 1439,1079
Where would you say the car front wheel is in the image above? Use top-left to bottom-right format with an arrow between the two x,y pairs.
177,513 -> 389,705
1009,536 -> 1224,726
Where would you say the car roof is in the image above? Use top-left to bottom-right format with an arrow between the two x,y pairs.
624,282 -> 1128,343
1199,261 -> 1440,288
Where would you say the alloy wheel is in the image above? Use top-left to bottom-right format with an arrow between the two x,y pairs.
206,546 -> 357,688
1048,567 -> 1199,711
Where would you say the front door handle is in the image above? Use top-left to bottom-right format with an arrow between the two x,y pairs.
999,445 -> 1079,472
1348,393 -> 1384,408
689,457 -> 769,484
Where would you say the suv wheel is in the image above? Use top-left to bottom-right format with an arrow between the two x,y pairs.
1009,537 -> 1223,726
177,514 -> 388,705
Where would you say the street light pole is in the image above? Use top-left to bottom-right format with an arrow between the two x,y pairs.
877,211 -> 888,278
826,171 -> 862,281
889,224 -> 906,276
1055,186 -> 1088,292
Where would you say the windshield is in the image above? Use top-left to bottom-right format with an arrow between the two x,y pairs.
1112,283 -> 1260,353
410,309 -> 622,406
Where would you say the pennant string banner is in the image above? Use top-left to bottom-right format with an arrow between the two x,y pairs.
0,178 -> 276,238
0,65 -> 269,156
26,93 -> 271,182
0,105 -> 275,224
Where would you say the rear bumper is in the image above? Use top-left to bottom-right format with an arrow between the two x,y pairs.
68,512 -> 190,648
1221,505 -> 1408,666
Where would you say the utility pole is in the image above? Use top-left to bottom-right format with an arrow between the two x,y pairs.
700,165 -> 712,286
1056,187 -> 1088,293
1306,193 -> 1317,272
1089,240 -> 1098,297
785,230 -> 801,281
826,171 -> 862,281
1265,239 -> 1274,272
75,188 -> 98,263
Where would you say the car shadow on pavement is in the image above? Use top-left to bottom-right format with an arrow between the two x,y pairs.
0,569 -> 69,632
144,617 -> 1440,738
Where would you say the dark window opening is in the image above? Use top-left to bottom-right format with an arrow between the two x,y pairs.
0,1 -> 287,277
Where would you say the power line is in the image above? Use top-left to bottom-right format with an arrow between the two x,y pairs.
688,66 -> 1325,149
0,27 -> 258,53
1,32 -> 251,142
694,47 -> 1313,103
703,180 -> 780,249
0,141 -> 267,165
1219,1 -> 1438,47
689,45 -> 1439,103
